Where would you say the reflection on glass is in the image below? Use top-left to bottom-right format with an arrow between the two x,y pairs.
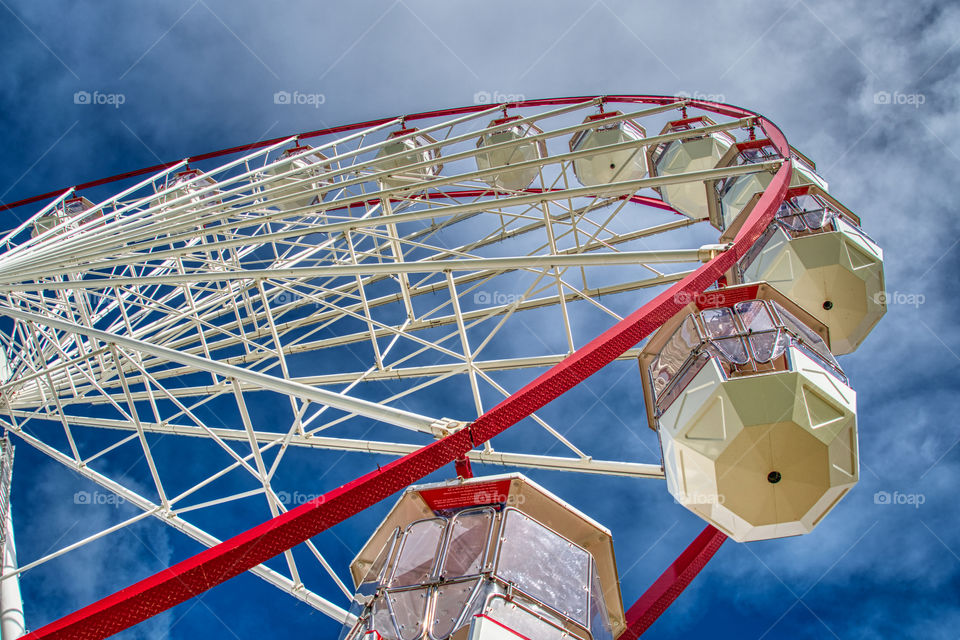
486,596 -> 569,640
359,529 -> 398,595
735,301 -> 787,362
496,510 -> 590,624
431,579 -> 479,638
649,298 -> 848,411
392,519 -> 444,587
650,315 -> 700,395
442,509 -> 492,578
749,331 -> 788,363
589,559 -> 613,640
701,307 -> 739,338
802,208 -> 828,229
708,337 -> 749,364
388,587 -> 429,640
736,301 -> 772,331
371,595 -> 399,640
773,302 -> 841,370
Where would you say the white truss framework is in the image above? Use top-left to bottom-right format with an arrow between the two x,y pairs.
0,98 -> 770,622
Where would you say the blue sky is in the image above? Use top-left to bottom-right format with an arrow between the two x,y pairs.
1,1 -> 959,638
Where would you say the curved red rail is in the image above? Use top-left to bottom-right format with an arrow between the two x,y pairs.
0,95 -> 753,213
20,96 -> 790,639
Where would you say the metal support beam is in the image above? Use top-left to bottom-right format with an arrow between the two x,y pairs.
2,412 -> 665,479
0,306 -> 439,434
0,437 -> 24,640
1,508 -> 25,640
616,526 -> 727,639
0,249 -> 704,292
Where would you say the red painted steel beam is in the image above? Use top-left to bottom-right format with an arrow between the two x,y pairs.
453,456 -> 474,479
616,526 -> 728,639
22,100 -> 789,639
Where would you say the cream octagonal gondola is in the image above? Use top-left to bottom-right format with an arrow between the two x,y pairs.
707,139 -> 827,232
31,196 -> 102,238
569,111 -> 647,188
474,116 -> 547,191
639,283 -> 858,542
262,143 -> 330,211
374,128 -> 443,189
341,474 -> 624,640
647,116 -> 734,219
725,186 -> 886,355
154,168 -> 221,213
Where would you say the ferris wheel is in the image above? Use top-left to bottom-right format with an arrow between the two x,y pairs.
0,95 -> 886,639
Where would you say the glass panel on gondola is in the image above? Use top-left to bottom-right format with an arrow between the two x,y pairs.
430,578 -> 480,638
649,315 -> 700,398
496,509 -> 590,625
440,508 -> 493,579
388,587 -> 429,640
358,528 -> 399,597
736,300 -> 787,363
391,518 -> 445,587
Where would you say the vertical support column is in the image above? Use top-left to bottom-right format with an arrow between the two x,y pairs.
1,512 -> 25,640
454,457 -> 474,479
0,439 -> 25,640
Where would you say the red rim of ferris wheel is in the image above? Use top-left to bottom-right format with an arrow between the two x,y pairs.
15,95 -> 792,640
0,95 -> 760,213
